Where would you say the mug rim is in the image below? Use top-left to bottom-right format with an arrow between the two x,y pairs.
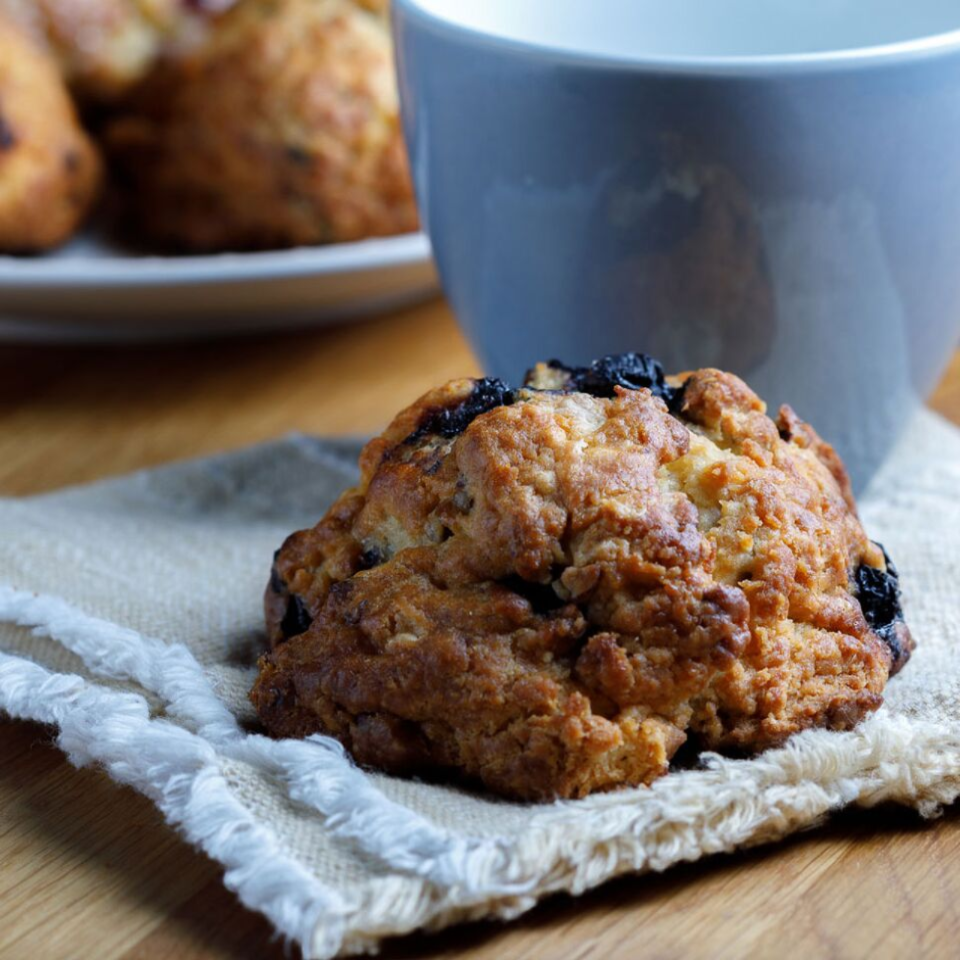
392,0 -> 960,76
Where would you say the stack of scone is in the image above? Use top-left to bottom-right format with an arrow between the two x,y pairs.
0,0 -> 416,253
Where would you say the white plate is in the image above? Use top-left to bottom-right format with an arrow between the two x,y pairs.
0,231 -> 438,342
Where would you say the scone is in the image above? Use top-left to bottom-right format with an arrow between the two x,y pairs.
251,354 -> 913,802
104,0 -> 417,251
0,14 -> 102,252
0,0 -> 220,102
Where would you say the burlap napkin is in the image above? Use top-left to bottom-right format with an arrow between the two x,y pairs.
2,411 -> 959,959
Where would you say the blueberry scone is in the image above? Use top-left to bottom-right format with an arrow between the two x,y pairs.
251,354 -> 912,801
0,0 -> 222,102
104,0 -> 417,251
0,13 -> 102,252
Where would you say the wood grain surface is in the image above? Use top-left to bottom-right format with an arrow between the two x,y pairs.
1,302 -> 958,960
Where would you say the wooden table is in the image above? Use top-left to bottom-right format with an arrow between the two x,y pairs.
1,301 -> 959,960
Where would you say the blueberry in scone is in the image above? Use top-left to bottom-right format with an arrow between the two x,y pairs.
251,354 -> 913,801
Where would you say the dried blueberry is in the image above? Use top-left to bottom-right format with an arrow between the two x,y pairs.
544,353 -> 687,413
405,378 -> 516,444
854,542 -> 907,662
570,353 -> 667,396
269,563 -> 286,595
280,594 -> 313,639
358,545 -> 384,570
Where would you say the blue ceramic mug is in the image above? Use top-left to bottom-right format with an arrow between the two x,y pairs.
393,0 -> 960,489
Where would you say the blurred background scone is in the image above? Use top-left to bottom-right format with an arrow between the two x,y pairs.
0,0 -> 415,254
105,0 -> 418,252
0,13 -> 102,252
0,0 -> 222,102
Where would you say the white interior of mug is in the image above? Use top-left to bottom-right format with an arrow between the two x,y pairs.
404,0 -> 960,62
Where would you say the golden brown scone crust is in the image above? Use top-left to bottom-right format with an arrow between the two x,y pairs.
0,15 -> 102,252
251,359 -> 913,802
105,0 -> 417,252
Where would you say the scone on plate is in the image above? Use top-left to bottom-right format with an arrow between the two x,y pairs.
251,354 -> 913,802
0,0 -> 220,102
105,0 -> 417,252
0,14 -> 102,252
